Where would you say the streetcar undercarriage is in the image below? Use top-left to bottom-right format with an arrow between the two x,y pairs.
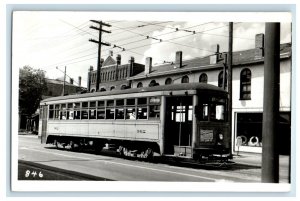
46,135 -> 231,164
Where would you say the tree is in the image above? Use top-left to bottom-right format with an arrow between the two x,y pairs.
19,66 -> 47,116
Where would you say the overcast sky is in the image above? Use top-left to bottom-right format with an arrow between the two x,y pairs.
12,12 -> 291,88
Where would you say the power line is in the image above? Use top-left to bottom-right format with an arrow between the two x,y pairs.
60,19 -> 97,38
43,23 -> 229,69
42,22 -> 247,71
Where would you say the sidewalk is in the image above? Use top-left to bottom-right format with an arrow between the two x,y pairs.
19,131 -> 38,135
232,152 -> 290,168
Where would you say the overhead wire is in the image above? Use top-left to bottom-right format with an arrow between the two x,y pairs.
42,22 -> 247,71
42,23 -> 229,69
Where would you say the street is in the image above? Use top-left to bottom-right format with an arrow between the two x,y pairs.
18,134 -> 290,182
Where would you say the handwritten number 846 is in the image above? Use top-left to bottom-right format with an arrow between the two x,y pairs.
25,170 -> 43,178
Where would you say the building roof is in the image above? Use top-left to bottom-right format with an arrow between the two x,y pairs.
46,78 -> 84,88
102,56 -> 117,67
129,43 -> 291,80
41,82 -> 227,103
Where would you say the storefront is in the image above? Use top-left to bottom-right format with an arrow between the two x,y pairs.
234,112 -> 291,155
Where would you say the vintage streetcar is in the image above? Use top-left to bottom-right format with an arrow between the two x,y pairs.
39,83 -> 231,163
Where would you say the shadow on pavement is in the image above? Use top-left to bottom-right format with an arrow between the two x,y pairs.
18,160 -> 113,181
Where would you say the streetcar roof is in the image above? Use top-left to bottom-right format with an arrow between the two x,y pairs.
40,83 -> 227,104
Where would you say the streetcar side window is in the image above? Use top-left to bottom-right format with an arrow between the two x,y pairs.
49,105 -> 54,119
81,102 -> 89,119
149,105 -> 160,119
116,99 -> 125,119
137,107 -> 147,119
126,108 -> 136,120
137,98 -> 147,119
149,97 -> 161,119
106,100 -> 115,119
67,103 -> 73,120
126,98 -> 136,120
54,104 -> 60,119
126,98 -> 135,106
97,100 -> 105,119
74,102 -> 81,119
60,104 -> 67,120
89,101 -> 96,119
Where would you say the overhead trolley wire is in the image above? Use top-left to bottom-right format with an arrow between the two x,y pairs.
43,23 -> 229,69
43,22 -> 245,70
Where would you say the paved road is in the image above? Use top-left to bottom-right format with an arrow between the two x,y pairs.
18,135 -> 289,183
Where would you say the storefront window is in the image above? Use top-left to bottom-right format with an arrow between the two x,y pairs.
236,113 -> 262,147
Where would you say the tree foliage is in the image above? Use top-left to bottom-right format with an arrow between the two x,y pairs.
19,66 -> 47,116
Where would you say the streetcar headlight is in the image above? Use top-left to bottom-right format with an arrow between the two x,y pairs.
218,133 -> 224,141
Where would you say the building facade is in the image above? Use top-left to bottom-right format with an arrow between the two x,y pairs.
125,34 -> 291,155
43,77 -> 86,98
88,53 -> 145,92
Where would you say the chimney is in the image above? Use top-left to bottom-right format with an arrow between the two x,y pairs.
175,51 -> 182,68
109,50 -> 113,57
87,66 -> 93,91
209,44 -> 220,64
255,33 -> 264,59
116,54 -> 121,65
78,76 -> 82,87
129,56 -> 135,64
145,57 -> 152,75
69,78 -> 74,85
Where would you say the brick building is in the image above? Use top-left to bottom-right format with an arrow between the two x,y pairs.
88,52 -> 145,92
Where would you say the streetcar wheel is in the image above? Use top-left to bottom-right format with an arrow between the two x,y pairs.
122,147 -> 129,157
70,141 -> 80,151
144,148 -> 154,160
118,146 -> 124,156
54,140 -> 58,148
94,145 -> 103,154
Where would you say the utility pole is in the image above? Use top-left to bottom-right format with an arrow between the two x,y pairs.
89,20 -> 111,91
262,23 -> 280,183
227,22 -> 233,156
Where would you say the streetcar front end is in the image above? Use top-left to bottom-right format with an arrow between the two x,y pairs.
193,92 -> 231,161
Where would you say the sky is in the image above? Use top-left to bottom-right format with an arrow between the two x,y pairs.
12,11 -> 292,88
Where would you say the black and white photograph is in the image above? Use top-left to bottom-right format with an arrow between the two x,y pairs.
9,9 -> 295,194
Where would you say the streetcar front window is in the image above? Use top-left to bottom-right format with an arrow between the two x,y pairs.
197,96 -> 227,122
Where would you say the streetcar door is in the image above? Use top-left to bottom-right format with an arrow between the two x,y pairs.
164,96 -> 193,155
41,105 -> 48,144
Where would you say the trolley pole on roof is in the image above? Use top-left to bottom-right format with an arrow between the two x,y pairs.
262,23 -> 280,183
227,22 -> 233,156
89,20 -> 111,91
